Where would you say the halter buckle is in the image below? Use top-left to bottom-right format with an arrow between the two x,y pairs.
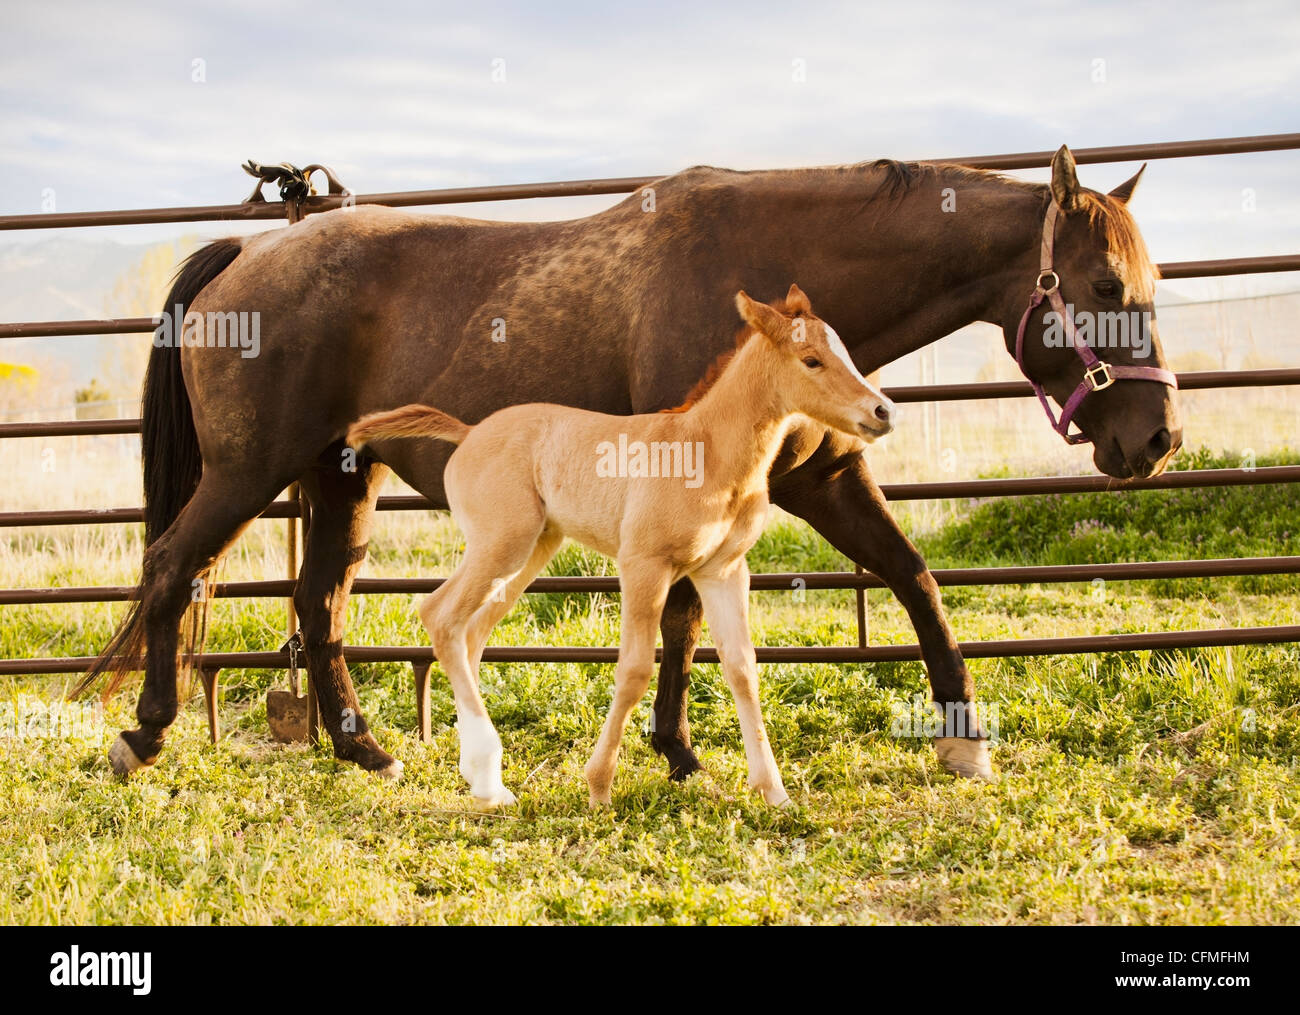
1084,362 -> 1115,391
1037,270 -> 1060,294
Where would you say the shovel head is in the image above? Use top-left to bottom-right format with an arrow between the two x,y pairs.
266,689 -> 309,743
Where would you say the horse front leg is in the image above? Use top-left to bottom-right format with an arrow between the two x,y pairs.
650,578 -> 705,780
774,452 -> 994,781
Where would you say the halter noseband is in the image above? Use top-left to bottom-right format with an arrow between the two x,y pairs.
1014,201 -> 1178,445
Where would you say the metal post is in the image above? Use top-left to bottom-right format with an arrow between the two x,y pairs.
855,565 -> 867,649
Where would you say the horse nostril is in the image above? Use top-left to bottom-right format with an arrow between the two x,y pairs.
1146,427 -> 1172,462
874,403 -> 893,423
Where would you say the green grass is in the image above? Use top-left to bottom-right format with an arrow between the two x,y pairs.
0,451 -> 1297,924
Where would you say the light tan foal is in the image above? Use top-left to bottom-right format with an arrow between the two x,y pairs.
347,285 -> 896,808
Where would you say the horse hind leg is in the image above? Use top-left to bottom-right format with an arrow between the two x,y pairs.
110,467 -> 295,775
294,453 -> 401,778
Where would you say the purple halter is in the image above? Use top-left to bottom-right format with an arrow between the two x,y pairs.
1014,201 -> 1178,445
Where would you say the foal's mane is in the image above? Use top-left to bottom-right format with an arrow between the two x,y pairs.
868,159 -> 1159,299
659,296 -> 806,414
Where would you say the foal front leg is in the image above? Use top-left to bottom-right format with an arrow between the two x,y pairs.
586,560 -> 673,806
692,564 -> 788,806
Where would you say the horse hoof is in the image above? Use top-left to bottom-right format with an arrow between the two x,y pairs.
651,735 -> 704,782
375,758 -> 404,782
934,737 -> 995,782
108,734 -> 147,777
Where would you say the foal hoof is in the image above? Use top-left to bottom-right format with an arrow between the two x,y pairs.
471,786 -> 517,810
108,734 -> 148,778
934,737 -> 995,782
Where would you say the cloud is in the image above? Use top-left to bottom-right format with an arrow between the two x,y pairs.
0,0 -> 1296,277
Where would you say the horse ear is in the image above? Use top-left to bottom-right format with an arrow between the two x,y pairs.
1050,145 -> 1083,212
1108,163 -> 1146,204
785,283 -> 812,314
735,290 -> 789,342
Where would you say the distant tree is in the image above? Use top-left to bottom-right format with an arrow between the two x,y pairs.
74,377 -> 115,420
1167,349 -> 1220,373
0,361 -> 40,417
98,238 -> 199,402
1241,349 -> 1286,370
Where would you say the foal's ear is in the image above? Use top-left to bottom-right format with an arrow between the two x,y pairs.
1108,163 -> 1146,204
1050,144 -> 1084,213
785,283 -> 812,315
735,290 -> 789,342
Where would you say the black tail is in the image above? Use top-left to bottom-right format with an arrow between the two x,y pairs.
140,238 -> 242,543
73,238 -> 244,698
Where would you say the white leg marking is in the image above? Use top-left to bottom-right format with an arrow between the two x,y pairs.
458,711 -> 514,807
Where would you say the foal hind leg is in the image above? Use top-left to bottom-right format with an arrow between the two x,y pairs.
420,513 -> 547,806
463,526 -> 563,673
692,562 -> 788,806
294,452 -> 401,778
585,558 -> 673,806
111,467 -> 293,775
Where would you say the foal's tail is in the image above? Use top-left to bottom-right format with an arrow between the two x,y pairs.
346,404 -> 473,449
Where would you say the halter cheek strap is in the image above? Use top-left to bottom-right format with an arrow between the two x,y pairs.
1014,201 -> 1178,445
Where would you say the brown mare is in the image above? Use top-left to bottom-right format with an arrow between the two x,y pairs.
85,145 -> 1182,786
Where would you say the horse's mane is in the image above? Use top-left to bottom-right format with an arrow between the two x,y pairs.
659,296 -> 806,414
868,159 -> 1159,299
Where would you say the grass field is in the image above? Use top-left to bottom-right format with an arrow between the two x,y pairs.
0,449 -> 1297,924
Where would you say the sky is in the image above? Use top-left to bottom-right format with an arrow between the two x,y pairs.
1,0 -> 1299,298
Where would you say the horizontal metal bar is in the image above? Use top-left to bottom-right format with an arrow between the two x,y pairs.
1,134 -> 1296,232
1157,254 -> 1300,279
3,556 -> 1296,606
3,465 -> 1297,529
0,318 -> 157,339
0,419 -> 143,438
4,623 -> 1297,675
5,251 -> 1299,343
940,133 -> 1300,170
3,367 -> 1298,440
882,367 -> 1300,404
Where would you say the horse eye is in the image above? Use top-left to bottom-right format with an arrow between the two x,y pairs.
801,356 -> 823,369
1093,280 -> 1121,299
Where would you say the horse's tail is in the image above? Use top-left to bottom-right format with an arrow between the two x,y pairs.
73,238 -> 244,699
346,405 -> 473,448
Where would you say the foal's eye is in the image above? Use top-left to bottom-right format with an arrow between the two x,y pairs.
1093,280 -> 1121,300
801,356 -> 823,369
